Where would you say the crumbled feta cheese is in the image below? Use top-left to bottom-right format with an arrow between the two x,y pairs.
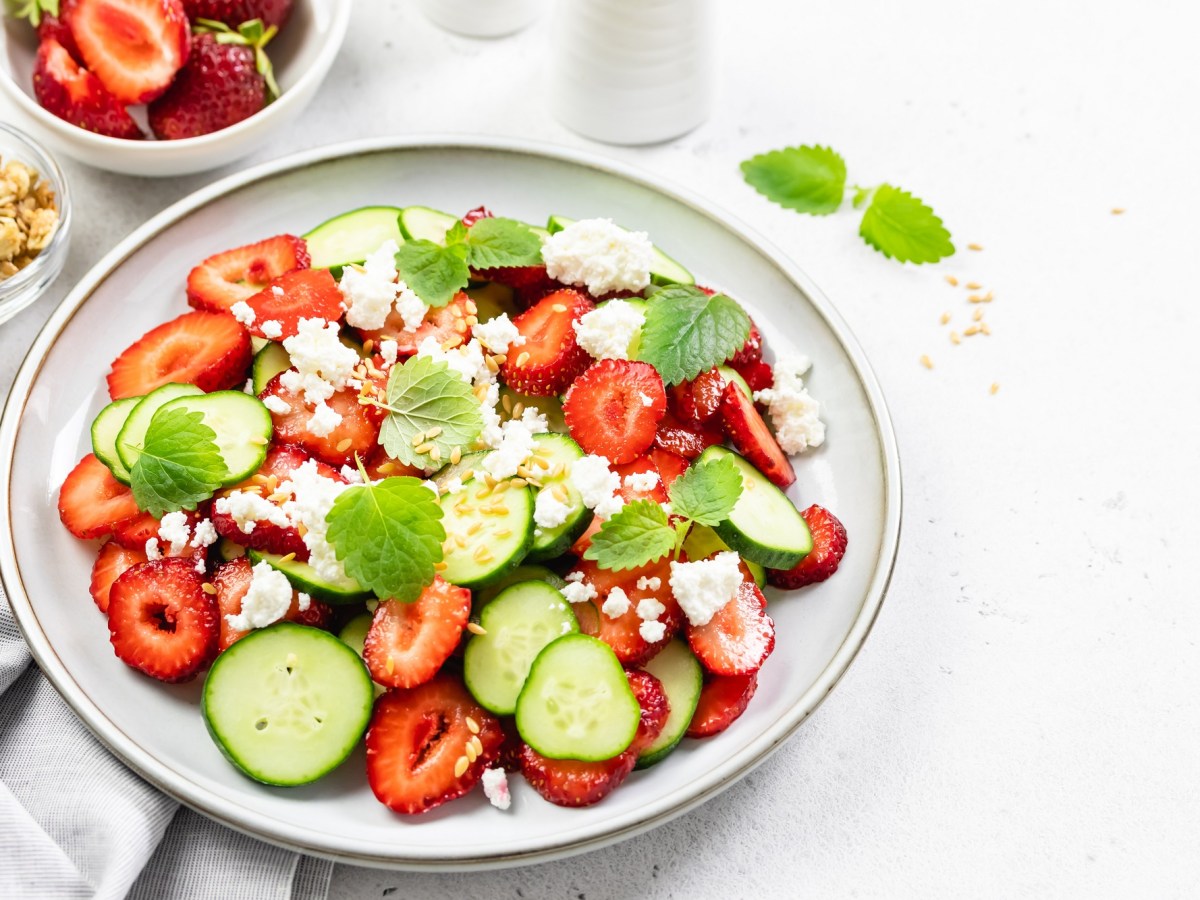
477,382 -> 504,450
157,511 -> 192,556
636,597 -> 666,622
214,489 -> 291,534
243,378 -> 255,394
669,551 -> 743,627
230,301 -> 255,327
561,579 -> 597,605
190,518 -> 218,549
297,592 -> 311,612
260,319 -> 283,340
282,317 -> 359,404
753,355 -> 825,454
482,407 -> 547,480
481,767 -> 511,811
573,299 -> 645,360
379,339 -> 399,367
602,586 -> 631,618
394,288 -> 426,332
420,480 -> 439,496
564,570 -> 585,583
443,477 -> 465,495
639,392 -> 653,407
339,465 -> 364,484
571,455 -> 624,519
623,470 -> 660,494
271,285 -> 285,298
194,556 -> 207,574
225,561 -> 294,631
340,240 -> 404,331
416,336 -> 492,387
541,218 -> 653,296
636,575 -> 662,592
534,488 -> 573,529
279,460 -> 352,584
262,395 -> 292,415
307,400 -> 343,438
144,538 -> 162,561
639,620 -> 667,642
472,313 -> 526,355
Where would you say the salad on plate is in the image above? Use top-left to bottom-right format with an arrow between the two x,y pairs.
55,204 -> 847,815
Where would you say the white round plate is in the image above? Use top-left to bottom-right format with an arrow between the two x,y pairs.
0,137 -> 900,870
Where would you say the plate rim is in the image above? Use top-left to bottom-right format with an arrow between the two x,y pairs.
0,134 -> 902,870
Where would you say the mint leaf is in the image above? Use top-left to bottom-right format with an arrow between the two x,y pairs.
636,286 -> 751,385
377,355 -> 484,468
851,185 -> 872,209
668,454 -> 743,527
325,477 -> 445,601
394,239 -> 470,307
128,406 -> 228,517
859,184 -> 954,264
584,500 -> 676,571
740,145 -> 846,215
444,219 -> 468,246
466,217 -> 543,270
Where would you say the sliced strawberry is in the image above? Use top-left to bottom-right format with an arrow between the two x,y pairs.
461,205 -> 492,227
495,716 -> 525,773
500,289 -> 593,395
90,540 -> 147,614
67,0 -> 190,105
688,368 -> 730,425
366,674 -> 505,815
626,669 -> 670,756
243,268 -> 344,340
476,265 -> 565,307
653,409 -> 723,460
563,359 -> 666,464
58,454 -> 141,540
686,579 -> 775,676
260,374 -> 381,468
107,557 -> 219,682
613,455 -> 668,504
519,743 -> 636,808
186,234 -> 309,313
567,559 -> 679,666
354,291 -> 474,356
109,511 -> 160,550
363,577 -> 471,689
686,671 -> 758,738
735,359 -> 774,393
32,37 -> 144,139
727,318 -> 762,370
212,556 -> 333,651
649,447 -> 689,490
768,505 -> 848,589
37,15 -> 82,62
106,310 -> 251,400
719,380 -> 795,488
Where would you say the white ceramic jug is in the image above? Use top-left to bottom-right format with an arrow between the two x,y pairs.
417,0 -> 547,38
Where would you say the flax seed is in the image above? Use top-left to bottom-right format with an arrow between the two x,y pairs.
450,447 -> 462,464
515,351 -> 530,368
466,622 -> 486,636
950,331 -> 961,345
201,583 -> 216,595
968,243 -> 983,251
465,742 -> 478,763
972,308 -> 984,322
552,303 -> 567,313
940,312 -> 951,325
466,716 -> 481,734
990,382 -> 1000,394
945,275 -> 959,287
336,438 -> 353,452
920,355 -> 933,370
964,325 -> 980,336
454,756 -> 469,778
362,339 -> 374,354
966,281 -> 982,291
278,552 -> 296,564
467,521 -> 483,536
416,442 -> 435,455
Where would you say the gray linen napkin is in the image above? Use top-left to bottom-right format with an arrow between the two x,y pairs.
0,588 -> 333,900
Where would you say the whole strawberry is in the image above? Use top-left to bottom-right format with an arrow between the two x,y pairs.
181,0 -> 292,28
147,20 -> 278,140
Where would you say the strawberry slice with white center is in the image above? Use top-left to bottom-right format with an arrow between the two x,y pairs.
354,292 -> 475,357
363,577 -> 471,689
259,374 -> 381,468
186,235 -> 310,313
67,0 -> 190,105
58,454 -> 142,540
106,310 -> 252,400
90,540 -> 148,614
686,579 -> 775,677
718,379 -> 795,488
562,359 -> 667,464
366,674 -> 505,815
685,671 -> 759,738
500,289 -> 594,396
107,557 -> 220,682
32,37 -> 144,139
243,269 -> 345,341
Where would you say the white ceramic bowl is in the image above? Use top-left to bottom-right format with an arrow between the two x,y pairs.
0,0 -> 351,176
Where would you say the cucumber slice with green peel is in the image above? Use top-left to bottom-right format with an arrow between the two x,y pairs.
545,215 -> 695,287
499,388 -> 568,434
525,433 -> 593,561
217,538 -> 246,562
304,206 -> 404,270
247,549 -> 371,604
399,206 -> 459,244
465,281 -> 518,322
682,525 -> 766,588
717,365 -> 753,400
431,450 -> 490,490
474,563 -> 568,608
637,639 -> 704,768
91,396 -> 140,484
438,479 -> 535,588
201,622 -> 373,786
250,336 -> 269,354
516,633 -> 641,760
115,382 -> 204,471
251,341 -> 291,395
338,613 -> 386,697
698,446 -> 812,569
464,581 -> 579,715
157,391 -> 273,486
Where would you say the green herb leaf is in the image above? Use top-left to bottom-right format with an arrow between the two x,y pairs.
128,406 -> 228,517
376,355 -> 484,468
465,217 -> 543,270
636,285 -> 751,385
325,477 -> 445,601
668,454 -> 743,527
584,500 -> 676,572
7,0 -> 59,26
394,238 -> 470,307
740,145 -> 847,215
859,184 -> 955,264
444,219 -> 468,247
851,185 -> 872,209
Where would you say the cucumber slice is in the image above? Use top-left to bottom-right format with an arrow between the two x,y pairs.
91,396 -> 140,484
251,341 -> 291,395
465,281 -> 518,323
682,525 -> 766,588
474,563 -> 568,608
431,450 -> 490,490
157,391 -> 273,485
202,622 -> 373,786
115,382 -> 204,471
399,206 -> 459,244
699,446 -> 813,569
464,581 -> 579,715
498,388 -> 567,434
304,206 -> 404,270
516,633 -> 641,760
248,549 -> 370,604
717,365 -> 753,400
217,538 -> 246,562
439,479 -> 535,588
525,433 -> 593,561
250,336 -> 269,354
637,639 -> 704,768
338,613 -> 386,697
546,215 -> 695,287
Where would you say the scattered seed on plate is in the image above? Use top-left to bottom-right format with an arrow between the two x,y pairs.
950,331 -> 961,345
945,275 -> 959,287
1111,208 -> 1125,215
940,312 -> 951,325
968,243 -> 983,251
920,355 -> 933,369
990,382 -> 1000,395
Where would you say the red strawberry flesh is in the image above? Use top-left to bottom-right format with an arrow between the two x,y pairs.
686,671 -> 759,738
68,0 -> 190,105
32,37 -> 143,139
563,359 -> 667,465
768,505 -> 848,589
186,235 -> 309,313
500,289 -> 593,395
242,268 -> 344,340
719,380 -> 795,488
519,743 -> 636,808
686,579 -> 775,676
58,454 -> 142,540
363,577 -> 471,689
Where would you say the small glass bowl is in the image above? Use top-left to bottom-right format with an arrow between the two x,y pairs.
0,122 -> 71,325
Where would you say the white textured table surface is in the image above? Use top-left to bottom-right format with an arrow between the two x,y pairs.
3,1 -> 1199,897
